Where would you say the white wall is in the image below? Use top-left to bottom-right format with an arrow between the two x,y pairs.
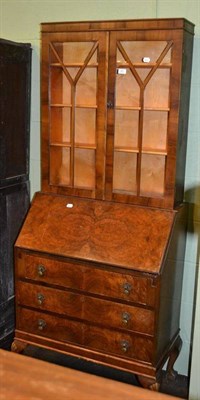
0,0 -> 199,396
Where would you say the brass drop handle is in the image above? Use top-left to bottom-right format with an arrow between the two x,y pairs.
38,319 -> 46,331
37,264 -> 46,277
122,282 -> 132,296
37,293 -> 45,305
120,340 -> 130,353
122,311 -> 131,325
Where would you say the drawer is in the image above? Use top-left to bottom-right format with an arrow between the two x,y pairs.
85,324 -> 154,363
17,307 -> 154,363
85,294 -> 155,335
17,307 -> 83,346
84,268 -> 156,307
17,251 -> 156,307
17,282 -> 155,335
17,252 -> 84,291
17,282 -> 84,320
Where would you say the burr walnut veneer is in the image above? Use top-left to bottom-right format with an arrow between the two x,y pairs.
12,18 -> 194,390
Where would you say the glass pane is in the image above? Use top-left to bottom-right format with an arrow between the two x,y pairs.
114,110 -> 139,149
50,42 -> 97,64
51,69 -> 71,104
76,68 -> 97,106
75,108 -> 96,146
144,69 -> 170,109
51,108 -> 71,144
117,41 -> 171,64
113,152 -> 137,194
74,149 -> 95,188
62,73 -> 71,104
63,42 -> 97,64
66,67 -> 79,80
50,147 -> 70,186
143,111 -> 168,151
135,68 -> 151,81
140,154 -> 165,197
115,69 -> 140,108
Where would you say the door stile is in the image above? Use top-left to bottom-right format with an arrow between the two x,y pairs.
95,32 -> 109,200
105,31 -> 117,201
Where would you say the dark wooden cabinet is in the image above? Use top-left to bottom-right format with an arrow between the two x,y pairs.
0,39 -> 31,347
12,19 -> 194,390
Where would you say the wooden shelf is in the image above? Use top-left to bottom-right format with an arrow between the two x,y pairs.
76,104 -> 97,109
114,147 -> 139,153
50,183 -> 96,190
75,143 -> 96,149
50,142 -> 96,150
114,147 -> 167,155
50,104 -> 97,109
113,189 -> 137,196
50,142 -> 71,147
50,63 -> 98,68
144,107 -> 170,112
51,105 -> 169,111
74,184 -> 96,190
140,191 -> 164,198
115,106 -> 169,111
117,63 -> 172,68
50,104 -> 72,108
142,148 -> 167,156
115,106 -> 141,111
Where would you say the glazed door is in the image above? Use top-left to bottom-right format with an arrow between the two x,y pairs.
106,30 -> 182,208
41,32 -> 108,199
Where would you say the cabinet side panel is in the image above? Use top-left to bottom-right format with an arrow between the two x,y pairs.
155,204 -> 188,365
175,31 -> 194,206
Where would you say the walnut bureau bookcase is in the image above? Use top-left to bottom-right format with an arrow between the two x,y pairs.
12,19 -> 194,390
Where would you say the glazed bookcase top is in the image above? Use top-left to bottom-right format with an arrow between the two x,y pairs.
41,18 -> 194,209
